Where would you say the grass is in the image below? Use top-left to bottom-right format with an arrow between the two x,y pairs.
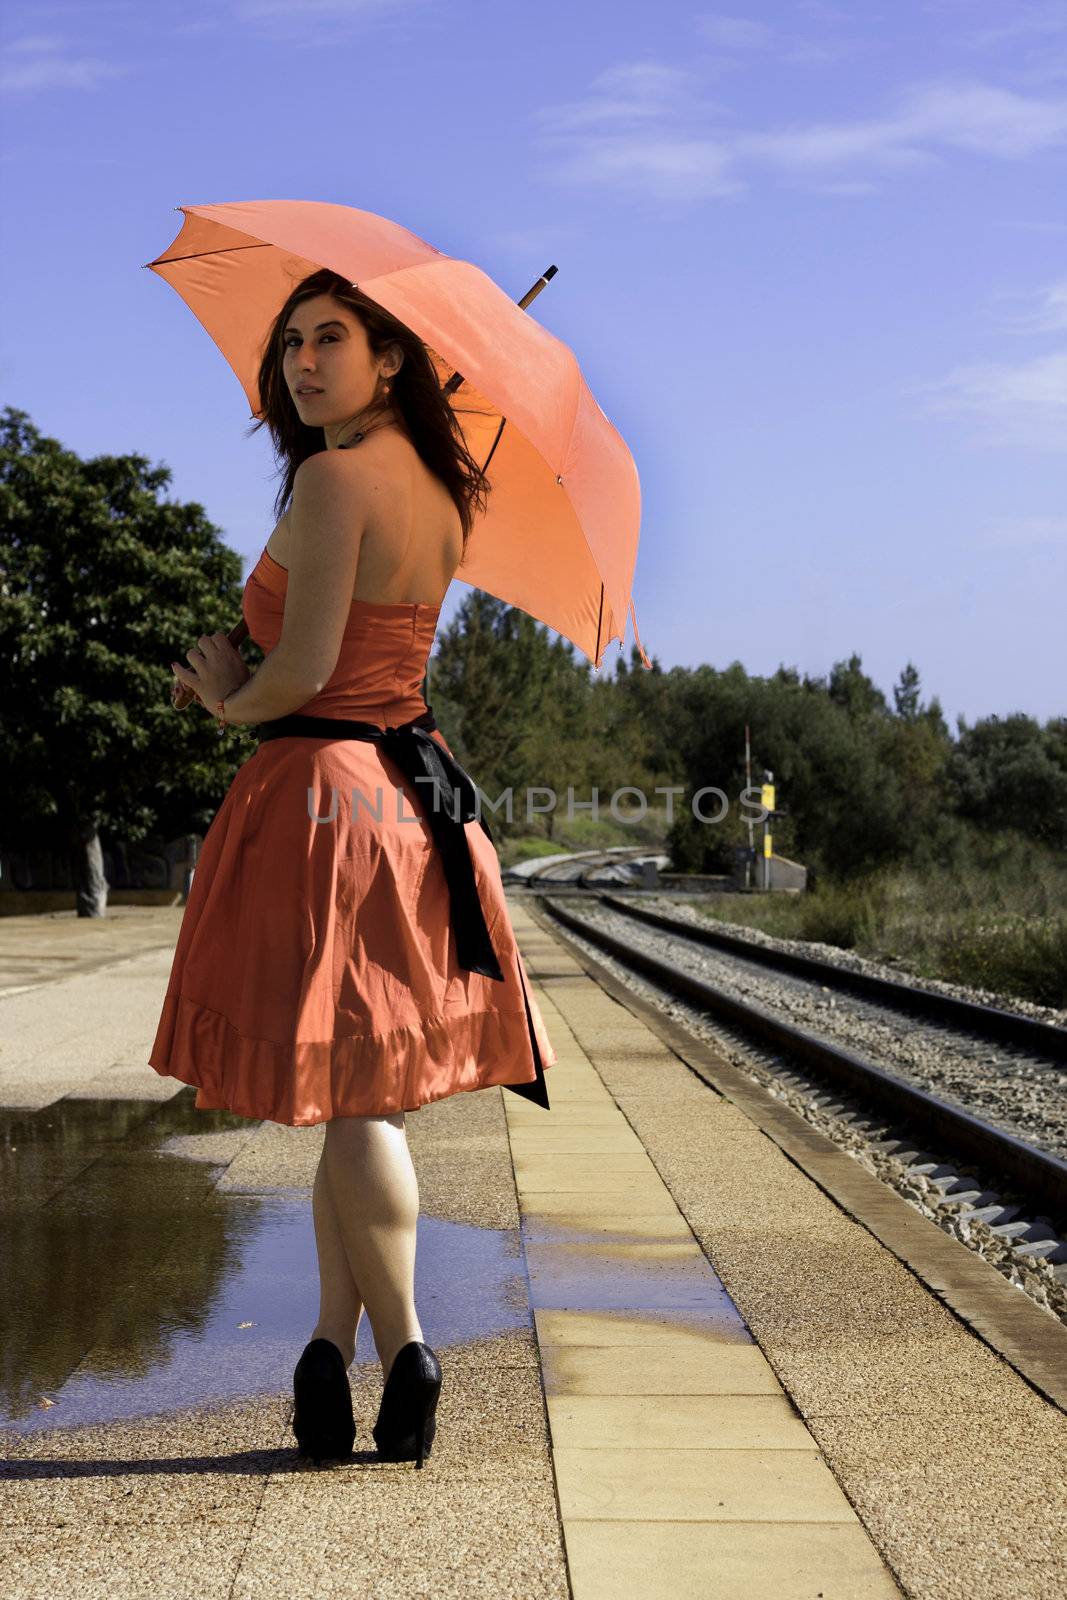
680,831 -> 1067,1012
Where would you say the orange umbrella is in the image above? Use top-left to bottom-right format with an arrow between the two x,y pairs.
143,199 -> 651,672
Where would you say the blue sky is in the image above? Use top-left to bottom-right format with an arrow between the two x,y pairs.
2,0 -> 1065,728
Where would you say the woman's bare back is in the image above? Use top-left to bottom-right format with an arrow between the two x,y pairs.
265,427 -> 464,607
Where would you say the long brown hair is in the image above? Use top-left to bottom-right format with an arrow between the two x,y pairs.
246,268 -> 492,553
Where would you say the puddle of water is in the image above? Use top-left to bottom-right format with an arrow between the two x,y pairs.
0,1094 -> 530,1435
522,1238 -> 747,1314
517,1213 -> 753,1327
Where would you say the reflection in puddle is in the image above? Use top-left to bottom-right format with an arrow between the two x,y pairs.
0,1094 -> 529,1434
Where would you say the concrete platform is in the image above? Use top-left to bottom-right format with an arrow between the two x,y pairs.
0,901 -> 1064,1598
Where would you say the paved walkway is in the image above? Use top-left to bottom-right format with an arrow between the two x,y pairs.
502,1003 -> 899,1596
1,902 -> 1063,1597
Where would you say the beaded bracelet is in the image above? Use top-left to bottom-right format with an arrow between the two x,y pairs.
214,698 -> 228,735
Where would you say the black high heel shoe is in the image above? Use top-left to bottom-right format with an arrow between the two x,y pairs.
372,1340 -> 442,1469
292,1337 -> 356,1464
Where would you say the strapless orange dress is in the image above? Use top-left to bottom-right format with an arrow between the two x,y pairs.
147,545 -> 557,1125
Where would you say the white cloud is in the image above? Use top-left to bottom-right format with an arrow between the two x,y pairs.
696,14 -> 776,51
530,60 -> 742,200
535,132 -> 742,203
532,68 -> 1067,202
6,35 -> 69,54
892,78 -> 1067,156
802,177 -> 881,195
904,350 -> 1067,452
959,1 -> 1067,53
533,62 -> 730,134
0,34 -> 131,92
738,78 -> 1067,170
977,515 -> 1067,548
238,0 -> 408,13
791,1 -> 857,22
992,217 -> 1067,234
695,4 -> 871,67
1028,279 -> 1067,333
224,0 -> 432,48
900,1 -> 1067,85
983,277 -> 1067,335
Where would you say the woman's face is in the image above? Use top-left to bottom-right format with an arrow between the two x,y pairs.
282,295 -> 382,429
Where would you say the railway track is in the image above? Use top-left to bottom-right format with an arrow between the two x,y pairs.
532,888 -> 1067,1317
510,845 -> 663,892
595,890 -> 1067,1063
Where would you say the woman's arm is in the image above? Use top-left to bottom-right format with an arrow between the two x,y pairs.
216,645 -> 321,726
172,623 -> 322,725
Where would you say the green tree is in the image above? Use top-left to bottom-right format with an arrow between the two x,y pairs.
947,711 -> 1067,849
0,407 -> 260,914
893,660 -> 922,721
826,652 -> 890,721
431,599 -> 671,844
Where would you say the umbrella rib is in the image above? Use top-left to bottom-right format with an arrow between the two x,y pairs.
149,243 -> 273,266
479,416 -> 508,475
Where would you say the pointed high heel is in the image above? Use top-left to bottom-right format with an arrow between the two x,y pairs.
372,1340 -> 442,1469
292,1337 -> 356,1464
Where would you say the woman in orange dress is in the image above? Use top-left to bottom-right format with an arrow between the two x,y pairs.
153,267 -> 557,1468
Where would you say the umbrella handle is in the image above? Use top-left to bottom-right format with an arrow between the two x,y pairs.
170,618 -> 250,710
516,263 -> 558,310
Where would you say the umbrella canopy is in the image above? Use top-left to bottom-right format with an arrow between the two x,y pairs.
144,200 -> 651,671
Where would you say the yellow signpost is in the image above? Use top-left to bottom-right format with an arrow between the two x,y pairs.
760,783 -> 775,882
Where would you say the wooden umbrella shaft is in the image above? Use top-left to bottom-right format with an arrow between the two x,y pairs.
171,617 -> 250,710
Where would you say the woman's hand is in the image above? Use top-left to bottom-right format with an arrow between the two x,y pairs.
170,632 -> 250,713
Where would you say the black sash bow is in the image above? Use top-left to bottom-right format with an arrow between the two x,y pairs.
257,706 -> 504,981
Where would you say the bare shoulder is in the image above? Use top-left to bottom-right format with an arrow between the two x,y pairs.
293,444 -> 373,497
305,433 -> 414,500
283,432 -> 460,603
287,454 -> 364,569
292,445 -> 389,545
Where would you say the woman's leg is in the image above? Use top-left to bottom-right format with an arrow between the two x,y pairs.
310,1141 -> 364,1368
321,1111 -> 425,1381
